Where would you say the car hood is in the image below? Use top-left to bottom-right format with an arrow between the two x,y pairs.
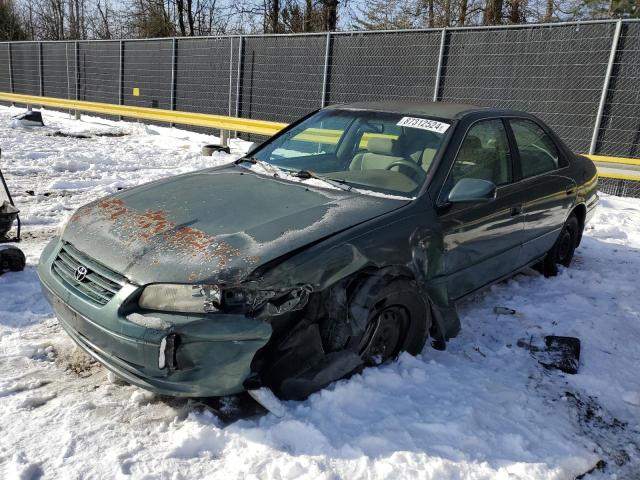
62,167 -> 409,285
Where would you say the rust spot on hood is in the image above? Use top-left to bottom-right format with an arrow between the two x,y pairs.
96,199 -> 172,241
164,227 -> 241,267
78,197 -> 243,269
100,198 -> 128,221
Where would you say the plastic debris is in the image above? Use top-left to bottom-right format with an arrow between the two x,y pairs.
12,111 -> 44,127
494,306 -> 517,315
248,387 -> 286,417
517,335 -> 581,374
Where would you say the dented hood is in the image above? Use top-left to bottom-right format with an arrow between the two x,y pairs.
62,167 -> 409,285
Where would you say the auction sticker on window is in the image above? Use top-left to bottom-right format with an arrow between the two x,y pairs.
397,117 -> 450,134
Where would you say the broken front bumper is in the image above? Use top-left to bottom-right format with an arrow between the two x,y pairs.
37,238 -> 272,397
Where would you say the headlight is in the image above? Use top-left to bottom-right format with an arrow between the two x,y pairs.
139,284 -> 221,313
139,283 -> 313,315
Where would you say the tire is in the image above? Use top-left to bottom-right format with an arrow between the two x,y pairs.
201,144 -> 230,156
0,247 -> 26,273
352,278 -> 429,366
539,215 -> 580,277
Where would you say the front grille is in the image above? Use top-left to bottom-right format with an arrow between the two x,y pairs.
52,242 -> 125,306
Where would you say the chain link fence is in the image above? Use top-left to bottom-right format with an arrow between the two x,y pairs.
598,22 -> 640,158
439,22 -> 617,154
597,177 -> 640,198
0,20 -> 640,192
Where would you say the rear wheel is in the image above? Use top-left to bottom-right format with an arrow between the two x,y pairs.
539,215 -> 580,277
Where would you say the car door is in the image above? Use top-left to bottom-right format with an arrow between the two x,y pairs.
437,118 -> 525,300
506,118 -> 577,264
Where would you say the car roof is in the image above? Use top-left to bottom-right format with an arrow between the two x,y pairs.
326,101 -> 498,120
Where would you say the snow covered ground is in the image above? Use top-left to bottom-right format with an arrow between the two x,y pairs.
0,106 -> 639,480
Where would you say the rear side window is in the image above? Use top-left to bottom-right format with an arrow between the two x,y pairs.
510,119 -> 560,178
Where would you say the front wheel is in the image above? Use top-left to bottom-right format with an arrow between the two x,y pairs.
539,215 -> 580,277
353,278 -> 430,366
360,305 -> 408,365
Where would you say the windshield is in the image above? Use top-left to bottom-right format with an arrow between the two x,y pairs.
250,109 -> 451,197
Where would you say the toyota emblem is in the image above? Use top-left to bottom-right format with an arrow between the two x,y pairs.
74,265 -> 88,282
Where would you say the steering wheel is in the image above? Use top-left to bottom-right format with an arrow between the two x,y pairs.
385,160 -> 425,180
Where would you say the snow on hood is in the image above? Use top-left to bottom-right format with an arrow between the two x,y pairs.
61,166 -> 409,285
240,162 -> 416,201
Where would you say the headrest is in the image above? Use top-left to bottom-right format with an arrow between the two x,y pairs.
367,137 -> 398,156
461,135 -> 482,152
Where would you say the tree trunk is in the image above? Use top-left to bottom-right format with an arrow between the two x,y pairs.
186,0 -> 195,35
544,0 -> 553,22
304,0 -> 312,32
323,0 -> 338,31
459,0 -> 468,25
177,0 -> 187,35
269,0 -> 280,33
484,0 -> 503,25
444,0 -> 451,26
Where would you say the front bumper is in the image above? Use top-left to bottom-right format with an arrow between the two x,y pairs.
38,238 -> 272,397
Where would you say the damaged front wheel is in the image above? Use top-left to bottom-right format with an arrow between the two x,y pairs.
350,277 -> 430,365
360,306 -> 407,365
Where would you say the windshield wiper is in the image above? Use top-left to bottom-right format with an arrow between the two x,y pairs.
235,156 -> 281,177
292,170 -> 352,192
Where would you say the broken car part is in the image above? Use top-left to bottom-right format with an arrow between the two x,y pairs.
517,335 -> 581,374
494,306 -> 517,315
13,110 -> 44,127
247,387 -> 286,417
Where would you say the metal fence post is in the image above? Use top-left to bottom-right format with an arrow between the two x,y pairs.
38,42 -> 43,97
119,41 -> 124,106
118,40 -> 124,121
433,28 -> 447,102
74,41 -> 80,120
228,38 -> 234,117
170,38 -> 177,127
7,44 -> 13,106
321,32 -> 331,107
590,19 -> 622,155
65,43 -> 71,103
234,36 -> 244,137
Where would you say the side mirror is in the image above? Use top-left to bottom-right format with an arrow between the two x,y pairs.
447,178 -> 497,203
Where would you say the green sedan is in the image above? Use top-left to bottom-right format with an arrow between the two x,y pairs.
38,102 -> 598,402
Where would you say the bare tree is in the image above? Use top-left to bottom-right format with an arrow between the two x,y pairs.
484,0 -> 503,23
0,0 -> 28,39
544,0 -> 553,20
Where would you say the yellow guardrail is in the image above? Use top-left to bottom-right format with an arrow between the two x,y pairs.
594,170 -> 640,181
0,92 -> 287,137
2,91 -> 639,182
585,154 -> 640,167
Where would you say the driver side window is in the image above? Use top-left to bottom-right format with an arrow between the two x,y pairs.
449,119 -> 512,189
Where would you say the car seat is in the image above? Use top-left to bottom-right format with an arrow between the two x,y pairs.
349,137 -> 405,171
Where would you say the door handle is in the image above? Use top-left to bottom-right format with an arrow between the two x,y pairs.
510,205 -> 522,216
